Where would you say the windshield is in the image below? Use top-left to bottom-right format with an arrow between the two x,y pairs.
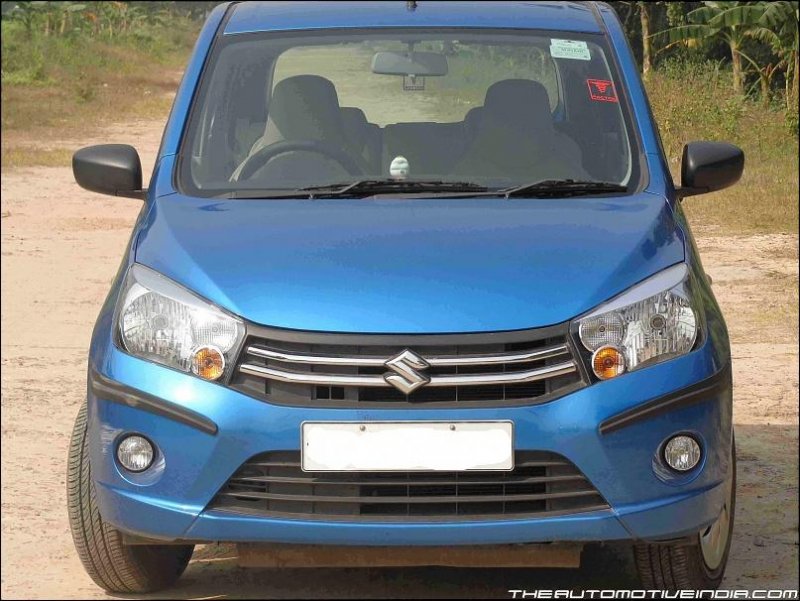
179,29 -> 639,197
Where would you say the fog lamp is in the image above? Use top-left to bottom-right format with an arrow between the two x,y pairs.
591,346 -> 626,380
191,345 -> 225,381
663,435 -> 702,471
117,435 -> 154,473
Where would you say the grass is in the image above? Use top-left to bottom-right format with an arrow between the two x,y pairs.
0,147 -> 74,168
1,18 -> 199,165
647,60 -> 799,235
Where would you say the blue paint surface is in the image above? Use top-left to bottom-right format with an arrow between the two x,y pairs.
224,1 -> 605,36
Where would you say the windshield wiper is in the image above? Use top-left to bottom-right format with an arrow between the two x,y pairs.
225,179 -> 625,200
298,179 -> 490,198
226,180 -> 489,200
499,179 -> 628,198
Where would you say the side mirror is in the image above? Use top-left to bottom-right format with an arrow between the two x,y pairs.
72,144 -> 145,199
678,141 -> 744,199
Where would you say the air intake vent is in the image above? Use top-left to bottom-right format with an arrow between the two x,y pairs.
209,451 -> 608,521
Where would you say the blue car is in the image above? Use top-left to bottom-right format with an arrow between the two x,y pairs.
68,1 -> 744,593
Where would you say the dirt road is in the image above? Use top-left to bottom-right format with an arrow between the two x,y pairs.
2,113 -> 798,597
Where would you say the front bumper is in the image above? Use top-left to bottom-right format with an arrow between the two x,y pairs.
87,329 -> 732,546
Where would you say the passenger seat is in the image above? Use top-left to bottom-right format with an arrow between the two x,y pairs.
461,79 -> 582,165
451,79 -> 587,181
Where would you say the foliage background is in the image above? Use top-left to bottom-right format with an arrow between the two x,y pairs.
1,1 -> 797,232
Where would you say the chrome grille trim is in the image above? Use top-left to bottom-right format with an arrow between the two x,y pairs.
239,359 -> 576,387
229,323 -> 586,406
240,364 -> 386,387
246,343 -> 571,367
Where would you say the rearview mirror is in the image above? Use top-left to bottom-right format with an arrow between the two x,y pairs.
371,51 -> 448,76
678,141 -> 744,199
72,144 -> 145,199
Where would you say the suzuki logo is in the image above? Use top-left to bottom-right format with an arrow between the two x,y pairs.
383,349 -> 430,394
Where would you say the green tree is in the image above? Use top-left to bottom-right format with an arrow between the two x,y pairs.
655,1 -> 768,95
749,1 -> 799,110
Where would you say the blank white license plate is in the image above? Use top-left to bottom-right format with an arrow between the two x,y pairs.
301,421 -> 514,472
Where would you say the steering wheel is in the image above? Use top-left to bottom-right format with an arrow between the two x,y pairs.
236,139 -> 364,181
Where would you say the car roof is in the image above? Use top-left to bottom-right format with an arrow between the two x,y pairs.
224,1 -> 606,36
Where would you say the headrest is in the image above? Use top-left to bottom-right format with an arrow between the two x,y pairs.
265,75 -> 344,142
483,79 -> 552,130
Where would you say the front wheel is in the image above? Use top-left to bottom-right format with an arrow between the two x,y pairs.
634,439 -> 736,591
66,402 -> 194,593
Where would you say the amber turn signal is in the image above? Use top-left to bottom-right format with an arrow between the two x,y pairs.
191,345 -> 225,380
591,346 -> 626,380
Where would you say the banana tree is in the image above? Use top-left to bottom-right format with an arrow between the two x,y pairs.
53,2 -> 86,36
750,1 -> 799,110
7,1 -> 49,38
654,1 -> 767,95
6,1 -> 86,37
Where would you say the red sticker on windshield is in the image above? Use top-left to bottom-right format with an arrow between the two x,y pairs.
587,79 -> 618,103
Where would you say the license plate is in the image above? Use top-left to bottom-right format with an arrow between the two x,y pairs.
301,421 -> 514,472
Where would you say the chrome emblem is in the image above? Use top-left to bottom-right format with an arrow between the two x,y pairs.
383,349 -> 430,394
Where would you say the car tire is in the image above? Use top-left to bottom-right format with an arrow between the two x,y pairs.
634,438 -> 736,592
67,401 -> 194,593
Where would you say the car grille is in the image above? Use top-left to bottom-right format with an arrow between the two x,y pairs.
229,325 -> 585,407
208,451 -> 609,521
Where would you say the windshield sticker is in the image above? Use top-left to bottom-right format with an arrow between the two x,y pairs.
549,39 -> 591,61
587,79 -> 618,103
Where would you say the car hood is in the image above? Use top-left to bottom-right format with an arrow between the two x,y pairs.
135,194 -> 684,333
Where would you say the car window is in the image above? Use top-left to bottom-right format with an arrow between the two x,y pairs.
273,42 -> 560,126
181,29 -> 638,195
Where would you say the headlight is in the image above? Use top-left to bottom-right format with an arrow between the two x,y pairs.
117,264 -> 245,381
576,264 -> 698,379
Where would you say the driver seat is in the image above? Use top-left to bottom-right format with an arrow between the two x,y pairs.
232,75 -> 369,183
